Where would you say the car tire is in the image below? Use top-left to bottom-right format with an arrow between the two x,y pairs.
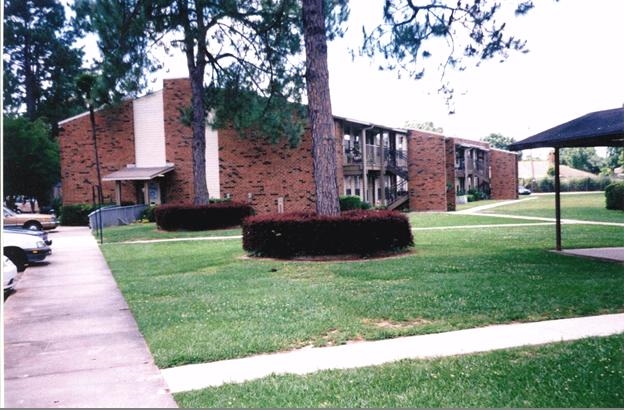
4,247 -> 27,272
23,221 -> 43,231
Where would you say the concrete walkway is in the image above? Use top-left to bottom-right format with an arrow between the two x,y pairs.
161,313 -> 624,393
3,226 -> 177,408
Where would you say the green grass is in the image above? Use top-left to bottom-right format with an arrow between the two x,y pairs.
100,195 -> 624,407
407,211 -> 546,228
483,192 -> 624,223
101,221 -> 624,368
175,334 -> 624,408
101,222 -> 241,243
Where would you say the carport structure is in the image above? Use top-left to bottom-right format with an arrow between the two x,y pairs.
509,107 -> 624,251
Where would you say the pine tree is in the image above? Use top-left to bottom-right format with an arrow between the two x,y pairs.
3,0 -> 85,130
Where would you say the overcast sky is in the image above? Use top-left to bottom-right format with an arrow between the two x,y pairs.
156,1 -> 623,155
326,1 -> 624,140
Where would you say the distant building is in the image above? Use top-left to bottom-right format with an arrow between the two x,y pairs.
518,151 -> 598,185
58,78 -> 518,214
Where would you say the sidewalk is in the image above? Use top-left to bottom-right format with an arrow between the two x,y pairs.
3,226 -> 177,408
161,313 -> 624,393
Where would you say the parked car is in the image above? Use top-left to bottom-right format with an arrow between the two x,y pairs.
518,185 -> 532,195
3,255 -> 18,292
3,206 -> 58,230
3,230 -> 52,271
7,196 -> 40,213
3,226 -> 52,246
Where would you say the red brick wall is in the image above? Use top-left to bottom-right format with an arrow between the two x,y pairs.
490,149 -> 519,200
59,102 -> 135,205
407,130 -> 448,211
218,128 -> 316,214
162,78 -> 195,204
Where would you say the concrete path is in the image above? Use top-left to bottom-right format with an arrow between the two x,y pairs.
162,313 -> 624,393
560,247 -> 624,263
3,226 -> 177,408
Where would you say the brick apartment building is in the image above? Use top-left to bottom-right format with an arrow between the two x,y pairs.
58,78 -> 518,214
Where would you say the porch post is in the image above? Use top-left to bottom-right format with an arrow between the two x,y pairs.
143,181 -> 150,205
115,181 -> 121,206
361,128 -> 368,202
380,133 -> 387,206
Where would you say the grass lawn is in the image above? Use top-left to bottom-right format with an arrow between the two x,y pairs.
101,222 -> 241,243
407,211 -> 547,228
99,193 -> 623,407
481,192 -> 624,223
175,334 -> 624,408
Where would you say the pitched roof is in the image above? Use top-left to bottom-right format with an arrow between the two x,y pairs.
102,164 -> 175,181
510,107 -> 624,150
518,160 -> 597,180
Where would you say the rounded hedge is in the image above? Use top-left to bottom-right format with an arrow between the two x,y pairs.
243,210 -> 414,258
605,182 -> 624,211
155,202 -> 254,231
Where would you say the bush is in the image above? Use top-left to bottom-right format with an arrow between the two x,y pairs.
529,176 -> 616,193
140,205 -> 157,222
467,188 -> 488,201
155,202 -> 255,231
339,195 -> 371,211
243,210 -> 414,258
60,204 -> 97,226
605,182 -> 624,211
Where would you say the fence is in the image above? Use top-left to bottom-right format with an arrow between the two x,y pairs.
88,204 -> 147,230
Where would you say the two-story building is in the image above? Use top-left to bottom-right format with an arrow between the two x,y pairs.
58,78 -> 518,214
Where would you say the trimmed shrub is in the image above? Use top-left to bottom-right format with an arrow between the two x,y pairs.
605,182 -> 624,211
155,202 -> 255,231
339,195 -> 371,211
243,210 -> 414,258
60,204 -> 97,226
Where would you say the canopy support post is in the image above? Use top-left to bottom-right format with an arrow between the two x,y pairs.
554,147 -> 562,251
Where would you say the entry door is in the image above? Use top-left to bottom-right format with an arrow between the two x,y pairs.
148,181 -> 161,205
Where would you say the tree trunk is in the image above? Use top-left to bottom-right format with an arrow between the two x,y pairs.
24,24 -> 37,120
302,0 -> 341,216
189,67 -> 210,205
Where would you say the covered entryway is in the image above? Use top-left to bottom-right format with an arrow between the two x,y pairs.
509,107 -> 624,251
102,164 -> 175,206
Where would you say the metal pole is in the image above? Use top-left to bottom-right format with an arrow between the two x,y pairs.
554,148 -> 562,251
97,185 -> 103,244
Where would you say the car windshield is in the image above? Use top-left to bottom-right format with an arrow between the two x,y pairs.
3,207 -> 17,217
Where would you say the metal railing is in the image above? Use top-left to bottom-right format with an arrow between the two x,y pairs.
88,204 -> 148,230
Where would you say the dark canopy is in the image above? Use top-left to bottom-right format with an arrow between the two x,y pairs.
508,107 -> 624,251
509,107 -> 624,151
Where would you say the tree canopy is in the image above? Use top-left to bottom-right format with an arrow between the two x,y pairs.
3,0 -> 85,129
404,120 -> 444,133
481,133 -> 516,150
560,147 -> 604,175
3,116 -> 60,206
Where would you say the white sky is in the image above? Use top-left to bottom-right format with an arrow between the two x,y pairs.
155,1 -> 623,157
